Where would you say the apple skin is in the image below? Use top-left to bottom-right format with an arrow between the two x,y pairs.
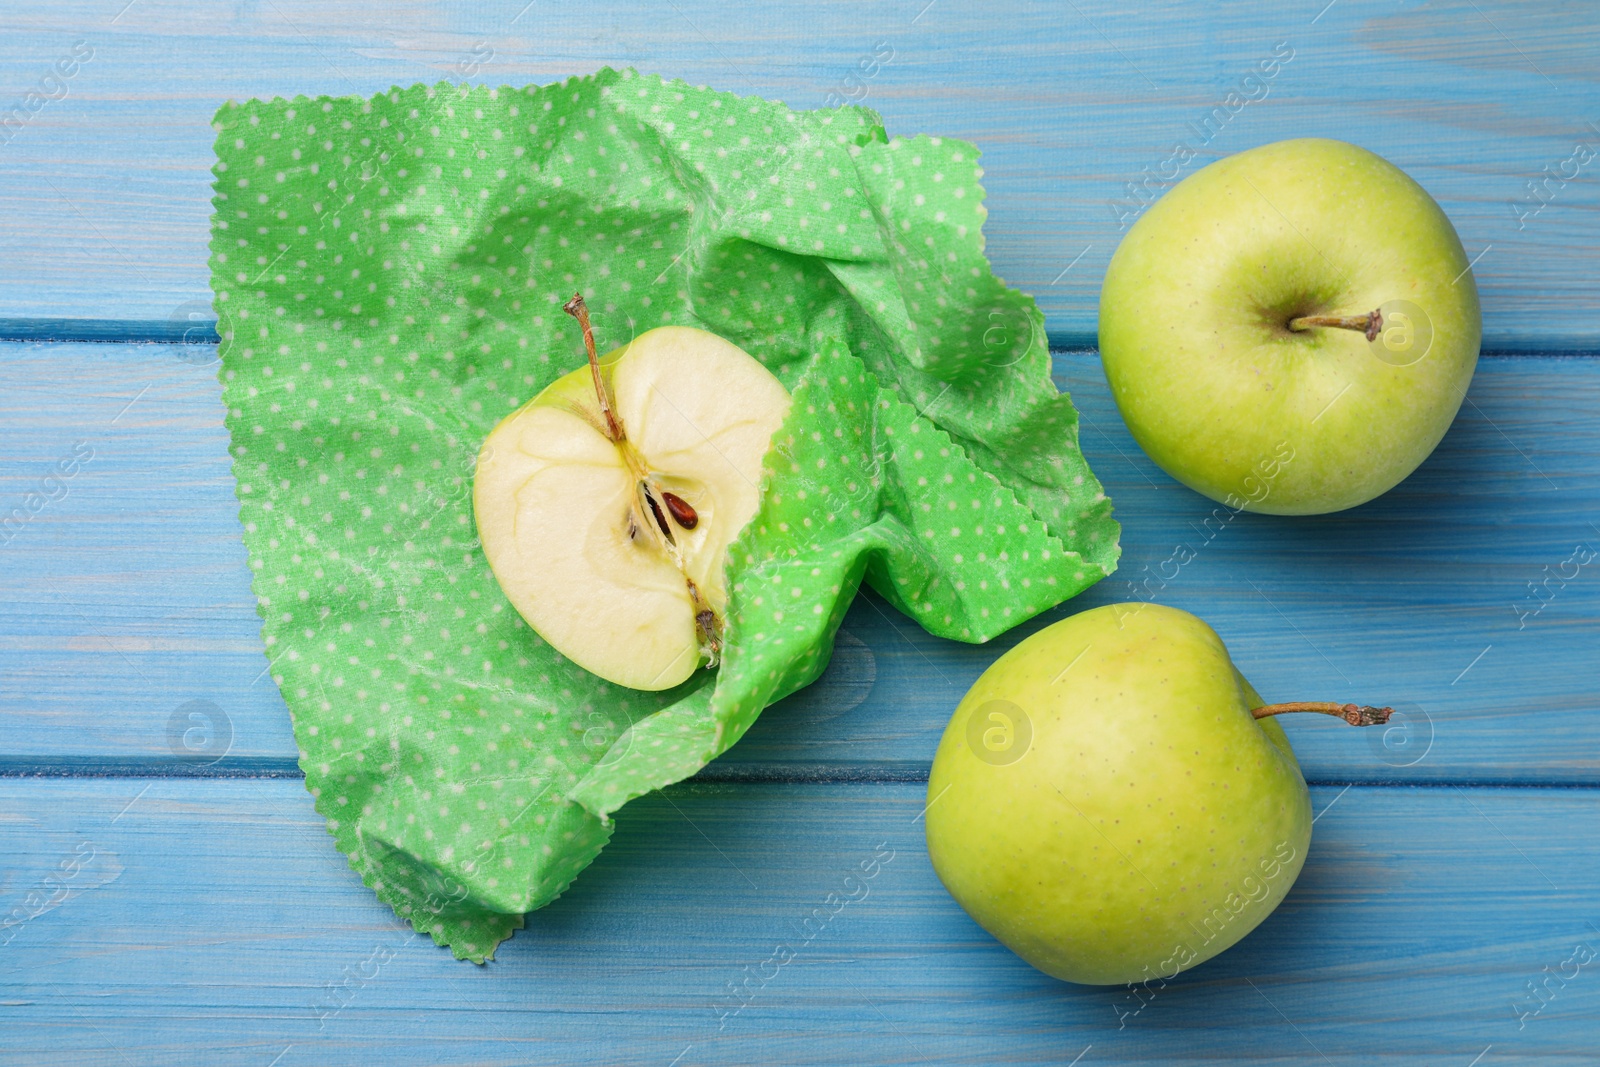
925,603 -> 1310,986
1099,138 -> 1481,514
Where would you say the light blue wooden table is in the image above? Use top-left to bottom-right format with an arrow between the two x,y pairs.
2,2 -> 1598,1063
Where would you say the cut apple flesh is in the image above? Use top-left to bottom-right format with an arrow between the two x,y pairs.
474,323 -> 791,691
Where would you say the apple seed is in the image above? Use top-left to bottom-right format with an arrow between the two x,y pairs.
661,491 -> 699,530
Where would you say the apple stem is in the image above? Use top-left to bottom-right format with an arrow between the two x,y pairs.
1288,309 -> 1383,343
562,292 -> 625,442
1251,702 -> 1394,727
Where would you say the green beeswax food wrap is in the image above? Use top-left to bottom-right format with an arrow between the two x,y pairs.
209,68 -> 1119,961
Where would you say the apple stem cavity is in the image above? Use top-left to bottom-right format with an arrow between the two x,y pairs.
1287,309 -> 1384,344
1251,701 -> 1395,727
563,291 -> 626,443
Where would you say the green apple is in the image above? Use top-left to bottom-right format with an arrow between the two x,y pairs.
1099,138 -> 1481,514
924,602 -> 1391,985
474,295 -> 791,691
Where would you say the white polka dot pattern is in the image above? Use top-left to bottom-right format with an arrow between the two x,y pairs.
208,68 -> 1119,962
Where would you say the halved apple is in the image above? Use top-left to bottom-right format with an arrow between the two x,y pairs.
474,296 -> 791,691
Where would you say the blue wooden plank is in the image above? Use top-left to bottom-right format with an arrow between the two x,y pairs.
0,340 -> 297,764
0,778 -> 1596,1065
3,341 -> 1597,782
0,1 -> 1596,346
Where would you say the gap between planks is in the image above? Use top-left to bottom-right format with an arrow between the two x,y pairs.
2,318 -> 1600,357
4,758 -> 1600,791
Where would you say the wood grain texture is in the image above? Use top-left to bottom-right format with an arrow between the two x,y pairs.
0,0 -> 1597,345
2,341 -> 1596,782
2,778 -> 1597,1066
2,3 -> 1596,1058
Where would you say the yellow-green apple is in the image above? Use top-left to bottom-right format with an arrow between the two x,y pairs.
925,602 -> 1391,985
1099,138 -> 1481,514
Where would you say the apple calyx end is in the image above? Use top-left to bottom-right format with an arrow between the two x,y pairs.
688,580 -> 723,667
1251,701 -> 1394,727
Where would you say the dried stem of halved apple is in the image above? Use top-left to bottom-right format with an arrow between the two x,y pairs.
561,292 -> 723,665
